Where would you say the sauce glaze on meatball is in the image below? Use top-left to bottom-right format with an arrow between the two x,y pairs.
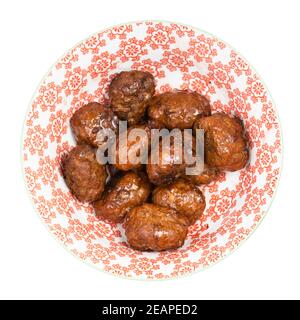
114,124 -> 151,171
63,145 -> 107,202
146,131 -> 196,185
148,91 -> 211,129
93,171 -> 151,223
70,102 -> 118,147
125,204 -> 188,251
109,71 -> 155,125
194,113 -> 249,171
152,178 -> 206,225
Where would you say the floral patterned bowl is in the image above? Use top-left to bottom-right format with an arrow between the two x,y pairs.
22,21 -> 282,280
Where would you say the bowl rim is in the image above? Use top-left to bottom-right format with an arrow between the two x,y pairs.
20,19 -> 284,281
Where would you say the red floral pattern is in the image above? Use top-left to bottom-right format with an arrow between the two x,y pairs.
36,82 -> 62,113
79,34 -> 106,55
181,71 -> 216,96
208,61 -> 235,89
160,48 -> 194,73
55,49 -> 79,70
188,34 -> 218,63
22,21 -> 282,280
116,38 -> 148,62
131,59 -> 165,79
106,25 -> 133,40
145,23 -> 176,50
46,110 -> 68,143
62,67 -> 88,97
229,51 -> 252,77
88,51 -> 117,78
228,88 -> 252,120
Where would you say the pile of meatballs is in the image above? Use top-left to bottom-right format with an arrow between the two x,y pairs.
63,70 -> 249,252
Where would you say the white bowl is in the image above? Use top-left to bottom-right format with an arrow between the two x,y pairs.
22,21 -> 282,280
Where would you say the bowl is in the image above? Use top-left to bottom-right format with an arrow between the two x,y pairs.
22,21 -> 282,280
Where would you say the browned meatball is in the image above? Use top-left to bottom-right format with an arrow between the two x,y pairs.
185,164 -> 219,185
125,204 -> 188,251
148,91 -> 211,129
152,178 -> 206,225
114,124 -> 151,171
146,132 -> 195,185
109,71 -> 155,125
194,113 -> 249,171
63,145 -> 107,202
93,171 -> 151,223
70,102 -> 118,147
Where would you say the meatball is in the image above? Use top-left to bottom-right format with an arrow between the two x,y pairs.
114,124 -> 151,171
152,178 -> 206,225
194,113 -> 249,171
93,171 -> 151,223
109,71 -> 155,125
146,131 -> 195,185
63,145 -> 107,202
148,91 -> 211,129
185,164 -> 219,185
125,204 -> 188,251
70,102 -> 118,147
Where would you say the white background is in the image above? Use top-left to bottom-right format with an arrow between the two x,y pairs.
0,0 -> 299,300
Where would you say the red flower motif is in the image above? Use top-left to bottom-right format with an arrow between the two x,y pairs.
93,75 -> 114,101
208,61 -> 234,89
170,23 -> 195,37
62,67 -> 88,96
25,102 -> 39,127
106,25 -> 133,40
80,34 -> 106,54
255,143 -> 278,174
70,91 -> 97,115
246,75 -> 267,103
160,48 -> 194,72
68,218 -> 96,242
33,196 -> 56,223
229,51 -> 251,77
206,246 -> 222,264
181,71 -> 215,96
235,165 -> 257,197
228,88 -> 251,120
252,80 -> 265,97
188,34 -> 217,63
50,224 -> 73,245
116,38 -> 147,62
261,101 -> 279,130
217,211 -> 243,236
242,188 -> 266,215
131,59 -> 165,79
145,24 -> 175,50
217,41 -> 226,50
244,116 -> 265,148
52,188 -> 75,218
24,125 -> 48,156
227,228 -> 250,248
37,82 -> 62,112
24,167 -> 41,195
211,100 -> 232,115
46,110 -> 68,143
37,156 -> 59,187
88,51 -> 117,78
264,168 -> 280,197
207,188 -> 237,222
56,49 -> 79,70
157,83 -> 173,93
